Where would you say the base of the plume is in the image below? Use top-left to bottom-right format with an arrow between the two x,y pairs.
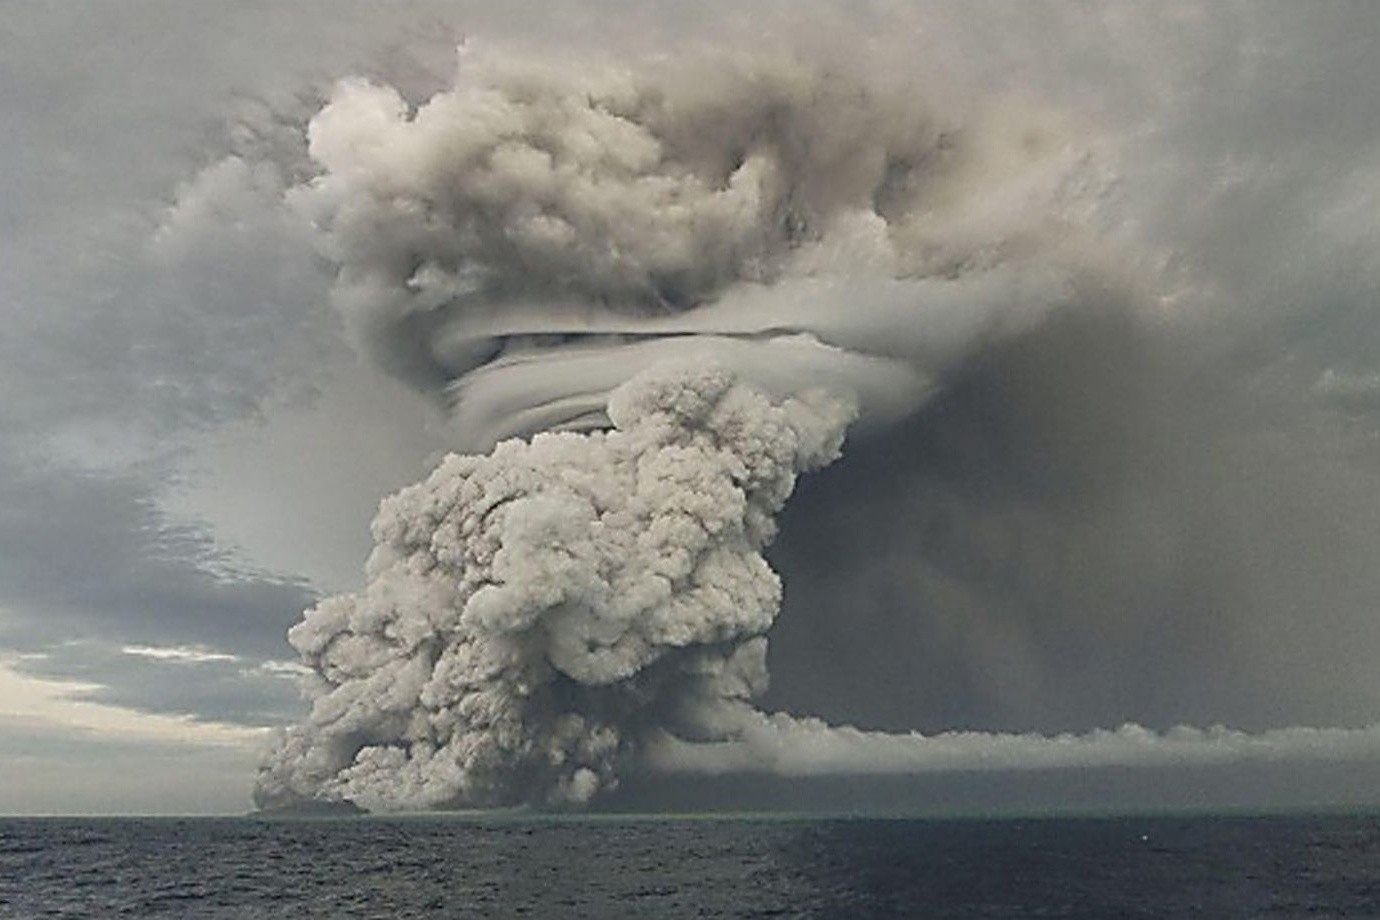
250,799 -> 366,818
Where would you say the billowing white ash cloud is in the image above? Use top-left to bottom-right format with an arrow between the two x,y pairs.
256,363 -> 852,809
255,44 -> 1379,812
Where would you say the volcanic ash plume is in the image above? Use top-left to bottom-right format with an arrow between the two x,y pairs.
254,363 -> 853,809
254,46 -> 1380,812
254,48 -> 1100,809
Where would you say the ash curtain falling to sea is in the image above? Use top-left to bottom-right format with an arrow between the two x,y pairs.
254,46 -> 1380,811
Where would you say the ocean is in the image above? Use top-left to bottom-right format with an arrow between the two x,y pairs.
2,812 -> 1378,918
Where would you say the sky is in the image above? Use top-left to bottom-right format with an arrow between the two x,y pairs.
4,1 -> 1380,815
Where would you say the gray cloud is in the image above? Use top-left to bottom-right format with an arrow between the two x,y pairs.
0,715 -> 263,815
0,447 -> 315,731
10,644 -> 303,729
0,452 -> 314,661
0,3 -> 465,739
6,1 -> 1380,812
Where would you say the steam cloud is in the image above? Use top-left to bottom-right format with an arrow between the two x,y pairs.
255,47 -> 1378,811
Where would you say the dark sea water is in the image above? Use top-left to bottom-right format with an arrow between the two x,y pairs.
2,812 -> 1379,918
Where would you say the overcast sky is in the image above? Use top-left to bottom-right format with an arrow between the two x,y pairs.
6,2 -> 1380,814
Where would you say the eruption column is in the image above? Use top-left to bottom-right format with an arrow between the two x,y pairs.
255,363 -> 853,809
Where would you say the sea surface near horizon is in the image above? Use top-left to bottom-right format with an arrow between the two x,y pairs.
2,811 -> 1379,918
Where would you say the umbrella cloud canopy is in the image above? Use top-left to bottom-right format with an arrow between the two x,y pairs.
295,50 -> 1102,448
